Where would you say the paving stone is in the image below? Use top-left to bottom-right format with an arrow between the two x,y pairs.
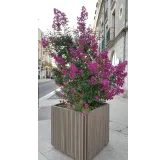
109,130 -> 128,156
109,121 -> 127,132
39,99 -> 60,108
121,127 -> 128,135
104,148 -> 126,159
38,139 -> 54,154
32,152 -> 48,160
107,96 -> 128,125
38,107 -> 51,121
43,149 -> 65,160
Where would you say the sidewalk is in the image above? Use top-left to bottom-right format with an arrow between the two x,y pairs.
38,79 -> 52,83
38,95 -> 128,160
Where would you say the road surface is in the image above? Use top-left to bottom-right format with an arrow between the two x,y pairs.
38,80 -> 59,99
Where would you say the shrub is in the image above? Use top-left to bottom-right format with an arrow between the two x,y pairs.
41,6 -> 128,116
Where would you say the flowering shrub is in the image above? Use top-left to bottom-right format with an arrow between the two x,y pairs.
42,6 -> 127,116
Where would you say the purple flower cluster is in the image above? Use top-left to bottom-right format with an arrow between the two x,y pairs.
69,64 -> 78,79
77,6 -> 88,33
43,6 -> 128,115
79,70 -> 84,74
41,38 -> 49,48
113,61 -> 128,87
84,104 -> 89,108
88,62 -> 99,74
60,93 -> 66,99
71,88 -> 76,94
78,28 -> 98,54
90,76 -> 98,86
54,55 -> 66,65
61,70 -> 68,75
100,79 -> 110,91
52,8 -> 68,31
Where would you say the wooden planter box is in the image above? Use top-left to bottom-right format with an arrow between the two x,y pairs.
51,103 -> 109,160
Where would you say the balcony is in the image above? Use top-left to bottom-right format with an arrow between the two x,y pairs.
106,27 -> 115,47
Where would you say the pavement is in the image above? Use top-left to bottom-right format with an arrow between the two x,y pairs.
38,94 -> 128,160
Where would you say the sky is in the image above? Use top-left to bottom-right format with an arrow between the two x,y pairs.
38,0 -> 97,32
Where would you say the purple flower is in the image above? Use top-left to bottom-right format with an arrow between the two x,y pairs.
79,69 -> 84,74
71,88 -> 76,94
71,64 -> 78,72
52,8 -> 68,30
88,62 -> 99,74
96,95 -> 99,101
41,38 -> 49,48
101,79 -> 110,87
90,76 -> 98,85
60,93 -> 66,98
84,104 -> 89,108
62,70 -> 68,75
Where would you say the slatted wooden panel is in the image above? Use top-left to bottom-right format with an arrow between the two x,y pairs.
51,103 -> 109,160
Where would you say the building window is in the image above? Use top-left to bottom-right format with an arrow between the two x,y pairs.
105,9 -> 108,20
96,2 -> 98,7
120,8 -> 122,16
111,51 -> 119,66
102,39 -> 105,50
112,10 -> 115,39
106,28 -> 110,43
119,5 -> 123,19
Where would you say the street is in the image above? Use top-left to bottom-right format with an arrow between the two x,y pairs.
38,80 -> 58,99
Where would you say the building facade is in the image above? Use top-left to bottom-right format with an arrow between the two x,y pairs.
38,28 -> 52,79
93,0 -> 128,96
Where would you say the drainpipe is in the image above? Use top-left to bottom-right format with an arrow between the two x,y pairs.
123,0 -> 128,96
123,0 -> 127,62
103,0 -> 106,49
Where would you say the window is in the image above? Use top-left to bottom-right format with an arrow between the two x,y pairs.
102,39 -> 105,50
119,5 -> 123,19
105,9 -> 108,20
106,25 -> 108,30
96,2 -> 98,7
106,29 -> 110,43
120,8 -> 122,16
112,10 -> 115,39
111,52 -> 119,66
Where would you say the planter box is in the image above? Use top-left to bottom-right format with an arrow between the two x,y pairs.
51,103 -> 109,160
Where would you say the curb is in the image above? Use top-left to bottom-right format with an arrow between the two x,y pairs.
39,91 -> 55,101
39,87 -> 61,102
